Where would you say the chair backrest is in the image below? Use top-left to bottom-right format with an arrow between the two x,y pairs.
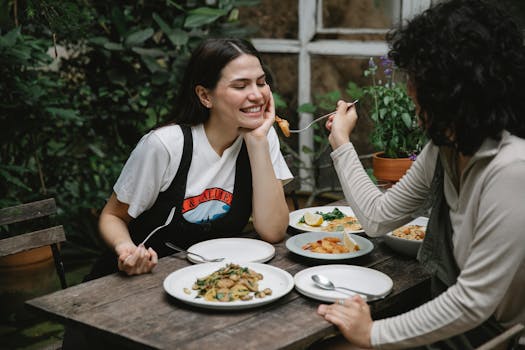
475,323 -> 524,350
0,198 -> 67,289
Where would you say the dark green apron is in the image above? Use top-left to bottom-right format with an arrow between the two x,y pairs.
415,150 -> 509,350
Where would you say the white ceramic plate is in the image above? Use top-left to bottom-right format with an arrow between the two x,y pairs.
294,265 -> 393,302
288,206 -> 364,233
285,232 -> 373,260
163,262 -> 294,310
384,217 -> 429,257
185,238 -> 275,264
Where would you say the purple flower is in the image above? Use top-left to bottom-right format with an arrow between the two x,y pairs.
384,68 -> 392,76
409,153 -> 417,161
380,55 -> 393,67
368,57 -> 376,69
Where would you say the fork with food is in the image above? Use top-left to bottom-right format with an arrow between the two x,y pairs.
274,100 -> 358,137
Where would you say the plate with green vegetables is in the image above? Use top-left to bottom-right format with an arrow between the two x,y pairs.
288,206 -> 364,233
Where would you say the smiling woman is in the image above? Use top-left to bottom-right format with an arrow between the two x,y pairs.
86,38 -> 293,281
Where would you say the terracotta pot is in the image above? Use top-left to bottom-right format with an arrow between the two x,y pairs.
0,246 -> 55,294
372,152 -> 414,183
0,246 -> 53,269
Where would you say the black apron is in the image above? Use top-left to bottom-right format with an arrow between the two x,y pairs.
85,125 -> 253,280
415,150 -> 509,350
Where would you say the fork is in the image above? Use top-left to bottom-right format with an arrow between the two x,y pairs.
164,242 -> 225,262
140,206 -> 176,245
288,99 -> 359,134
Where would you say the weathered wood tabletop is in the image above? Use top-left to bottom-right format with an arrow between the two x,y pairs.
26,202 -> 431,350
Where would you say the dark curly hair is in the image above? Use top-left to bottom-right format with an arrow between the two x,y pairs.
387,0 -> 525,155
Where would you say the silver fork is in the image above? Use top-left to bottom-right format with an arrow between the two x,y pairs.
288,99 -> 359,133
165,242 -> 225,262
140,206 -> 176,245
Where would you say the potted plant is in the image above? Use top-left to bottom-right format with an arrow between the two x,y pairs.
359,56 -> 427,183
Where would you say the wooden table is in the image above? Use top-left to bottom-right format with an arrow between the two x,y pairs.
27,202 -> 431,350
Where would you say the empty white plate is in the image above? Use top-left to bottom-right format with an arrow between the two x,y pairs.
185,238 -> 275,264
294,265 -> 393,302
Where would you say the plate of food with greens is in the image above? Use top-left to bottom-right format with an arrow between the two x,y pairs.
288,206 -> 364,233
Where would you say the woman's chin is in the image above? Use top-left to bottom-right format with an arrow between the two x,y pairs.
240,118 -> 263,130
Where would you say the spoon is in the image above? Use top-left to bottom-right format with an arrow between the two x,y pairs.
140,206 -> 176,245
165,242 -> 225,263
288,99 -> 359,133
311,274 -> 384,301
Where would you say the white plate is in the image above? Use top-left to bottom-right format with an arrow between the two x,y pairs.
294,265 -> 393,302
163,262 -> 294,310
186,238 -> 275,264
288,206 -> 364,233
384,217 -> 428,257
286,232 -> 373,260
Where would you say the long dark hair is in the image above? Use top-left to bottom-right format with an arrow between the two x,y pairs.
172,38 -> 264,126
387,0 -> 525,155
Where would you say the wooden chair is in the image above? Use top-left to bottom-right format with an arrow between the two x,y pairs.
283,154 -> 300,210
0,198 -> 67,289
475,323 -> 524,350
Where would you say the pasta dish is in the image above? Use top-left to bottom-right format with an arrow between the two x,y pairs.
188,263 -> 272,302
392,225 -> 426,241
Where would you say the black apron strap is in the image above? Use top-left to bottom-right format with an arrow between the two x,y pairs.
414,150 -> 506,349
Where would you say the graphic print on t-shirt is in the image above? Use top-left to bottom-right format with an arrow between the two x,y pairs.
182,187 -> 233,223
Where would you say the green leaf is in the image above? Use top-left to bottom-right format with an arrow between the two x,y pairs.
297,103 -> 316,114
401,113 -> 412,128
272,93 -> 287,109
302,145 -> 314,154
184,7 -> 228,28
46,107 -> 80,121
103,42 -> 124,51
125,28 -> 154,47
0,168 -> 32,191
88,144 -> 105,157
131,47 -> 166,57
153,13 -> 189,47
0,27 -> 20,48
88,36 -> 109,46
111,7 -> 127,38
141,56 -> 162,73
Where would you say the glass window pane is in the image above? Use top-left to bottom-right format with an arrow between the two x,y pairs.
322,0 -> 401,29
238,0 -> 298,39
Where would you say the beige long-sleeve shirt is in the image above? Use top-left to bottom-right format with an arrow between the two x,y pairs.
330,131 -> 525,349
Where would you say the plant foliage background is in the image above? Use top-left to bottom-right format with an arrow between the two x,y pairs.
0,0 -> 260,263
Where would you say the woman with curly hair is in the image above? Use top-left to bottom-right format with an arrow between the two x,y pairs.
316,0 -> 525,348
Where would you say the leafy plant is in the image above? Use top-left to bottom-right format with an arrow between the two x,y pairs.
0,0 -> 260,261
362,56 -> 426,158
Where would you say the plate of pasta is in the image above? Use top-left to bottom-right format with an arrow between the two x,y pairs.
288,206 -> 364,233
163,262 -> 294,310
384,217 -> 428,257
285,231 -> 373,260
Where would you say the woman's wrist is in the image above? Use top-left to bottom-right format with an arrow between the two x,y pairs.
329,133 -> 350,150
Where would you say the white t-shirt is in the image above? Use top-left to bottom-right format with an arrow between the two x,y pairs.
114,124 -> 293,222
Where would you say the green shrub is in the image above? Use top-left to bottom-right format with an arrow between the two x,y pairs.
0,0 -> 260,262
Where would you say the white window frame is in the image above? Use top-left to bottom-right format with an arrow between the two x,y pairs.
252,0 -> 432,190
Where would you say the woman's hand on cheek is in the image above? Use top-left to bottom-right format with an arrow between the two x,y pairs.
243,90 -> 275,140
317,295 -> 373,349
